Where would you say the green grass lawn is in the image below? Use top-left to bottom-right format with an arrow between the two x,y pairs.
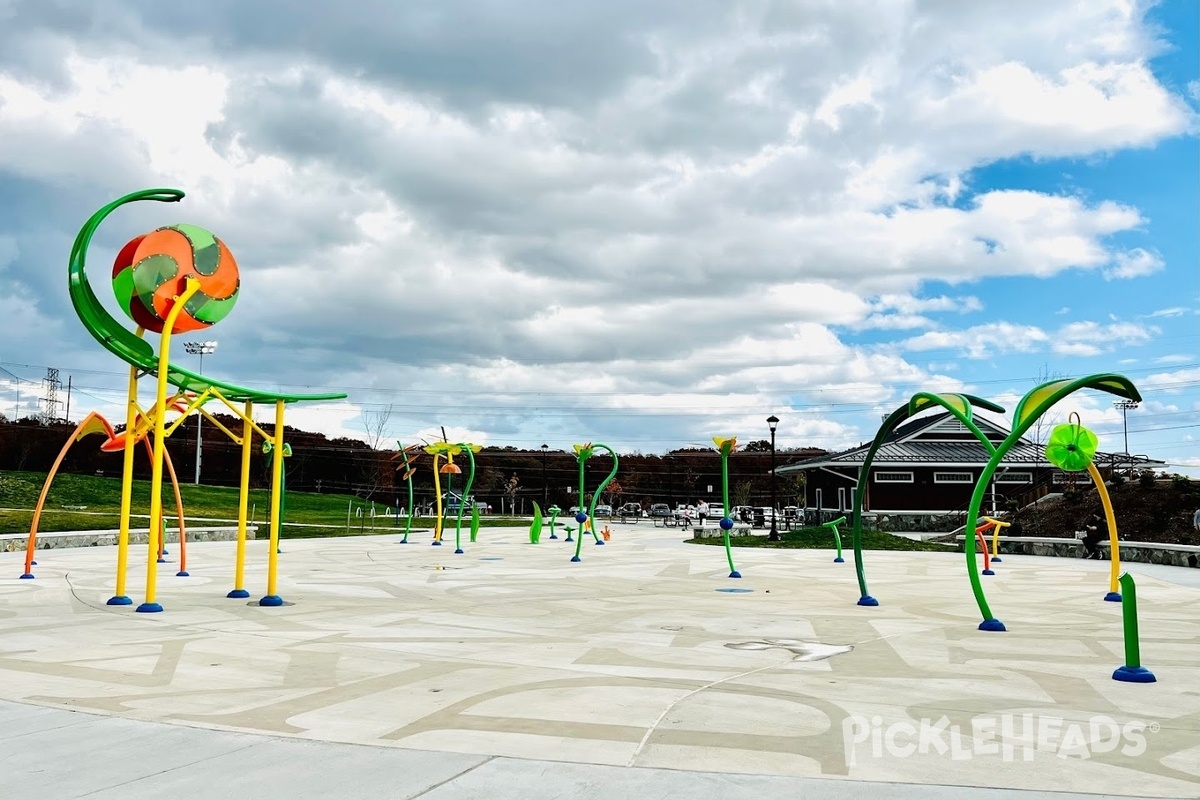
0,470 -> 530,539
688,525 -> 954,551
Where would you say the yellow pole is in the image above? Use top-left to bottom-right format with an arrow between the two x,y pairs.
109,363 -> 142,605
138,279 -> 199,613
228,400 -> 254,599
1087,461 -> 1123,601
260,399 -> 286,606
984,516 -> 1011,563
432,454 -> 444,544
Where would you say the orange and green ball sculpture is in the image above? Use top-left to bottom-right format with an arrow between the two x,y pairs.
112,223 -> 240,334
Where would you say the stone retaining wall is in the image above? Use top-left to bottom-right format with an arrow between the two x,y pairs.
955,535 -> 1200,568
0,527 -> 256,553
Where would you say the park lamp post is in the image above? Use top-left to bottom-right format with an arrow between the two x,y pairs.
767,414 -> 780,541
183,340 -> 217,484
541,443 -> 549,508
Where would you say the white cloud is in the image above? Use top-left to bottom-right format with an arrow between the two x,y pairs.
1051,321 -> 1157,357
0,0 -> 1193,454
1146,306 -> 1189,318
899,319 -> 1159,360
1104,247 -> 1164,280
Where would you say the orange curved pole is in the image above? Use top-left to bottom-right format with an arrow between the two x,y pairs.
163,447 -> 187,575
974,520 -> 996,573
23,413 -> 115,578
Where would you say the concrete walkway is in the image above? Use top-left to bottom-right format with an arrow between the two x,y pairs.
0,700 -> 1170,799
1,524 -> 1197,798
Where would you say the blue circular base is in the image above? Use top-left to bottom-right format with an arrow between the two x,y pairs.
136,602 -> 163,613
1104,592 -> 1122,602
595,540 -> 604,546
31,560 -> 36,565
978,618 -> 1007,632
834,557 -> 845,563
549,534 -> 558,539
716,587 -> 753,593
226,589 -> 251,599
431,541 -> 443,546
19,573 -> 34,580
857,595 -> 879,607
176,571 -> 189,577
454,549 -> 464,554
729,571 -> 742,579
570,556 -> 581,563
1112,665 -> 1156,683
983,569 -> 995,575
156,558 -> 167,564
565,537 -> 574,542
106,595 -> 133,606
277,548 -> 282,554
258,595 -> 284,607
162,549 -> 169,555
992,556 -> 1003,562
397,539 -> 409,544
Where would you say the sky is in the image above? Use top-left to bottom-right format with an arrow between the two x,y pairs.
0,0 -> 1197,471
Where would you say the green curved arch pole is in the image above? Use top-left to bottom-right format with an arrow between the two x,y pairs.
571,443 -> 618,563
70,189 -> 345,405
850,392 -> 1004,606
963,374 -> 1142,632
452,445 -> 478,554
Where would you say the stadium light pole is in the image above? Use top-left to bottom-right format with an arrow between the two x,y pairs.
767,415 -> 780,542
1114,400 -> 1138,455
183,340 -> 217,484
541,443 -> 549,507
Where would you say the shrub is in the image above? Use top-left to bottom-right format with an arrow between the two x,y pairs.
1139,469 -> 1156,488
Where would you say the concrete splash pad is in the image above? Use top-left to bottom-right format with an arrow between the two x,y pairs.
1,524 -> 1197,797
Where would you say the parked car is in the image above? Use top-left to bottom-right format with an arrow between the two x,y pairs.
648,503 -> 671,518
594,505 -> 613,517
617,502 -> 642,516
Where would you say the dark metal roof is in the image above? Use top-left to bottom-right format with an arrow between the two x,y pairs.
777,412 -> 1165,472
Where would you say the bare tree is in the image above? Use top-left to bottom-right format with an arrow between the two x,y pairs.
505,473 -> 520,514
357,403 -> 394,502
363,403 -> 393,450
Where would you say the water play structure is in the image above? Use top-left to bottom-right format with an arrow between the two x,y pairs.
69,188 -> 346,611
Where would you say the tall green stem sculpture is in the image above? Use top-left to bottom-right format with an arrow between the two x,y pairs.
451,443 -> 480,554
962,373 -> 1142,631
571,442 -> 618,563
1112,572 -> 1156,683
394,442 -> 419,544
850,392 -> 1004,607
713,437 -> 741,578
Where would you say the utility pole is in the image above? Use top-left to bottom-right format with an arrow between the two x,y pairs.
42,367 -> 62,423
